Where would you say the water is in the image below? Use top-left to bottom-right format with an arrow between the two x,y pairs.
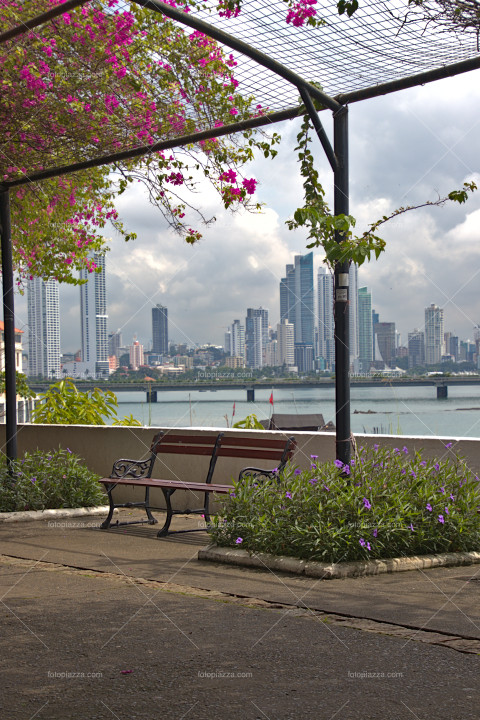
114,385 -> 480,438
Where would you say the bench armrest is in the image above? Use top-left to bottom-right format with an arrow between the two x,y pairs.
238,467 -> 280,484
110,457 -> 155,480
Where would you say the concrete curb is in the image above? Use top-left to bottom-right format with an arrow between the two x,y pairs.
0,506 -> 113,523
198,544 -> 480,579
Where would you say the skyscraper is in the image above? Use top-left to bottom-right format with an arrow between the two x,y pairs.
349,263 -> 359,364
245,307 -> 268,369
280,253 -> 315,347
108,329 -> 122,359
374,322 -> 396,367
152,304 -> 168,355
27,277 -> 61,379
424,304 -> 444,365
277,319 -> 295,368
408,329 -> 425,368
317,266 -> 334,368
80,252 -> 109,378
358,287 -> 373,371
231,319 -> 245,360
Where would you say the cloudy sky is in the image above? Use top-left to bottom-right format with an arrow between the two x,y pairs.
13,68 -> 480,354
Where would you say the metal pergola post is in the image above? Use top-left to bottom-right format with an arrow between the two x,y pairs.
0,188 -> 18,468
333,106 -> 350,466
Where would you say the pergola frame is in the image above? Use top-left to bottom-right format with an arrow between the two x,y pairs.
1,0 -> 480,468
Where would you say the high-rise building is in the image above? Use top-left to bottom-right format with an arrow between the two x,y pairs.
358,287 -> 373,371
317,266 -> 334,369
224,329 -> 232,356
129,340 -> 144,370
374,322 -> 396,367
277,319 -> 295,368
294,343 -> 314,373
231,319 -> 245,361
408,330 -> 425,368
108,329 -> 122,358
27,277 -> 61,379
424,304 -> 444,365
280,253 -> 315,347
80,252 -> 109,379
349,263 -> 359,364
152,304 -> 168,355
245,307 -> 268,369
372,309 -> 379,360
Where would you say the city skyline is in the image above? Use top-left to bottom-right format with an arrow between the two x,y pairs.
11,72 -> 480,355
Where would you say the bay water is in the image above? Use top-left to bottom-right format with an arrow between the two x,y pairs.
115,385 -> 480,438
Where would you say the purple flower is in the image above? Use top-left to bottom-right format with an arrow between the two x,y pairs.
445,442 -> 453,449
439,486 -> 445,494
294,469 -> 301,476
438,515 -> 445,524
401,469 -> 406,475
66,448 -> 72,454
373,528 -> 378,538
363,497 -> 372,510
410,471 -> 416,479
310,464 -> 317,470
402,446 -> 409,455
271,468 -> 279,474
285,491 -> 292,499
230,492 -> 236,498
445,506 -> 449,514
310,455 -> 318,460
426,503 -> 433,512
323,484 -> 330,491
235,537 -> 243,544
334,459 -> 344,468
343,464 -> 351,475
366,542 -> 372,551
373,444 -> 379,452
434,463 -> 440,472
408,523 -> 415,532
30,477 -> 36,484
359,538 -> 366,547
420,461 -> 427,467
449,494 -> 455,502
393,448 -> 400,455
309,478 -> 318,485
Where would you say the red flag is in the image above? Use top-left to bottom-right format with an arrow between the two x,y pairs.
232,402 -> 236,417
269,392 -> 274,405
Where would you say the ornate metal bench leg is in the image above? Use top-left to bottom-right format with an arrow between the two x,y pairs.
100,485 -> 115,529
144,487 -> 158,525
157,488 -> 175,537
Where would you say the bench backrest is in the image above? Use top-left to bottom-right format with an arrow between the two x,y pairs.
149,431 -> 296,482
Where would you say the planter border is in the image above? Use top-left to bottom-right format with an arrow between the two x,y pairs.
0,506 -> 114,523
198,544 -> 480,579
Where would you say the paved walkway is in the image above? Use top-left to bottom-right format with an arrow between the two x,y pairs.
1,509 -> 479,719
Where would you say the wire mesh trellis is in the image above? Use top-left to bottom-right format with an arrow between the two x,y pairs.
1,0 -> 479,184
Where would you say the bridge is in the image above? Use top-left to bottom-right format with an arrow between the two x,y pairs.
28,376 -> 480,401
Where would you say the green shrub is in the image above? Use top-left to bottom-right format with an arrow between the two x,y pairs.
0,448 -> 105,512
208,443 -> 480,562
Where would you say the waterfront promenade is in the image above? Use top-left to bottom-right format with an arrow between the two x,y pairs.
1,509 -> 479,719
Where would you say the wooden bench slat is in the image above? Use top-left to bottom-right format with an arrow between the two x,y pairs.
100,477 -> 232,493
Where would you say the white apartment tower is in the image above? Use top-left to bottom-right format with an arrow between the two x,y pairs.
27,277 -> 61,379
425,303 -> 444,365
80,252 -> 109,379
317,266 -> 334,368
277,319 -> 295,368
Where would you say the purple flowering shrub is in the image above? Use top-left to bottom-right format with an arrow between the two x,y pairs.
0,448 -> 104,512
208,445 -> 480,562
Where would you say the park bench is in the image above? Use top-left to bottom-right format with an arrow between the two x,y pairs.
99,431 -> 296,537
